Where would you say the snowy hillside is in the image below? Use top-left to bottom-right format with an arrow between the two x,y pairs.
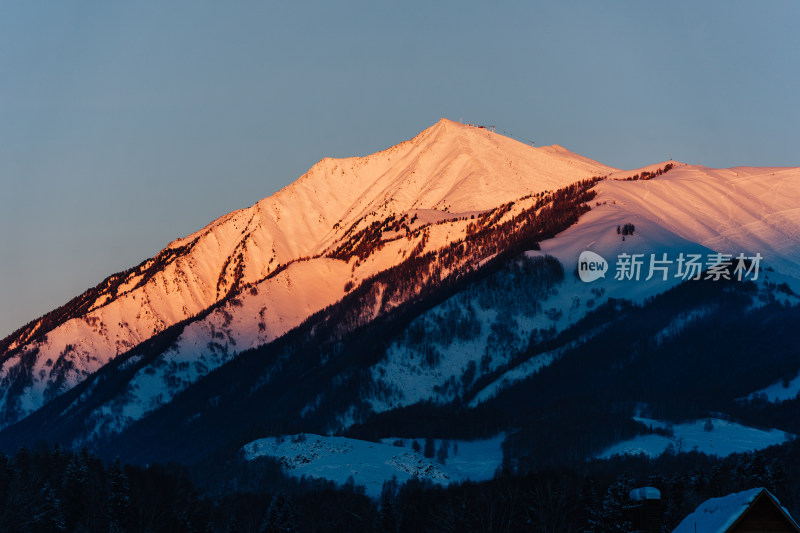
750,375 -> 800,404
598,417 -> 790,459
595,165 -> 800,278
0,118 -> 615,430
242,433 -> 504,497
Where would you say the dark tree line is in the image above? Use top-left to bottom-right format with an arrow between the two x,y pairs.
621,163 -> 675,181
3,435 -> 800,532
0,444 -> 382,533
617,223 -> 635,236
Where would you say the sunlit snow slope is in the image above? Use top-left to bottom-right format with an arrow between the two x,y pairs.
0,119 -> 615,430
599,165 -> 800,277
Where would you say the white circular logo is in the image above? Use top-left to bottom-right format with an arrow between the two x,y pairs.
578,251 -> 608,282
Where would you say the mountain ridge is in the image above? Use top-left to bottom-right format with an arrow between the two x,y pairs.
0,119 -> 614,430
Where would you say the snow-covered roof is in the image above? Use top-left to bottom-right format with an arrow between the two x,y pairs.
672,487 -> 799,533
630,486 -> 661,501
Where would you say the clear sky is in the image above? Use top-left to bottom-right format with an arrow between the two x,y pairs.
1,1 -> 799,337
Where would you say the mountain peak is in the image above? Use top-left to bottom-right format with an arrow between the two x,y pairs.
0,120 -> 617,429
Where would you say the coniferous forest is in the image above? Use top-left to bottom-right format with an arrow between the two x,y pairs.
1,439 -> 798,532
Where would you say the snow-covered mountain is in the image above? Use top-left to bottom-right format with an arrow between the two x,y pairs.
2,118 -> 800,471
0,119 -> 613,432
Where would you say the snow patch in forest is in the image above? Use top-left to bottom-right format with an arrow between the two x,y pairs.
243,433 -> 505,497
598,417 -> 790,459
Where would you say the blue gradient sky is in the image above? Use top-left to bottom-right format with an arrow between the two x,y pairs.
2,1 -> 799,337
